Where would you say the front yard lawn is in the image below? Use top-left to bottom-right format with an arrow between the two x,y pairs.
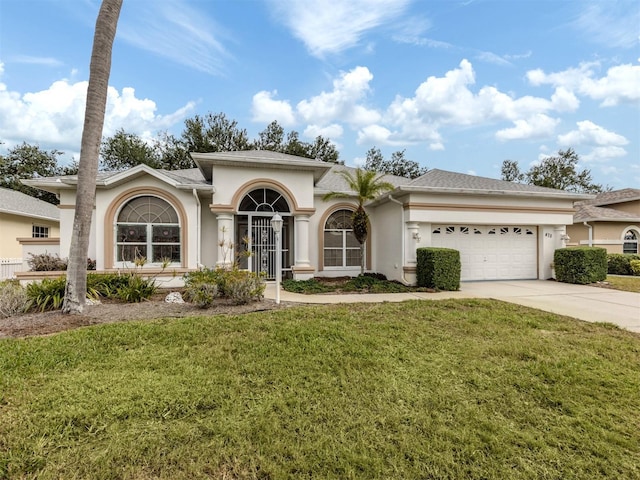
1,299 -> 638,479
602,275 -> 640,293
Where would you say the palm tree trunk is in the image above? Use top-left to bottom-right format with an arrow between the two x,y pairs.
63,0 -> 123,314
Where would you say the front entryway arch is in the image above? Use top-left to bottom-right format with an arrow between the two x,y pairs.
236,187 -> 292,280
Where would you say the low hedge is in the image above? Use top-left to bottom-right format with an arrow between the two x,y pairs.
607,253 -> 640,275
416,247 -> 460,291
554,247 -> 607,284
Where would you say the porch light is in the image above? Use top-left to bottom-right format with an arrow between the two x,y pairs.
271,213 -> 283,304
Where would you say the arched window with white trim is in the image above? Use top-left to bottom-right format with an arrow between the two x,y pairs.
324,209 -> 360,268
623,228 -> 639,254
116,196 -> 181,264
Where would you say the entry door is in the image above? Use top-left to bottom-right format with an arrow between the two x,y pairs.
248,216 -> 290,280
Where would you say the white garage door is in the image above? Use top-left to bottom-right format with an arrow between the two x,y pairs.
431,225 -> 538,281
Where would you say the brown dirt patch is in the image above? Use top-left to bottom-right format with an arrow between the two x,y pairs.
0,291 -> 289,339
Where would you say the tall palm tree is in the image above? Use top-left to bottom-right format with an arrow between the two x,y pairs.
63,0 -> 123,314
323,168 -> 394,274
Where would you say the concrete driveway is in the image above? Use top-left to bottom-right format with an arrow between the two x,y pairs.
459,280 -> 640,333
266,280 -> 640,333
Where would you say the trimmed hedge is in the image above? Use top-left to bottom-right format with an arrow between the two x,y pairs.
416,247 -> 460,291
607,253 -> 640,275
554,247 -> 607,284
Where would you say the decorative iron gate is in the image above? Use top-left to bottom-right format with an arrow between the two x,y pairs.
248,216 -> 289,280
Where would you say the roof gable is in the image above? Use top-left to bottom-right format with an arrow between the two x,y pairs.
576,188 -> 640,207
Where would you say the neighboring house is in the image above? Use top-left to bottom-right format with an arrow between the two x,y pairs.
0,187 -> 60,278
24,150 -> 589,283
567,188 -> 640,254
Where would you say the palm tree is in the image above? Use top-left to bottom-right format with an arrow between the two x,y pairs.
63,0 -> 123,314
323,168 -> 395,275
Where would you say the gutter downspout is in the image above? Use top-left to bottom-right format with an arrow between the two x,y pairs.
193,189 -> 201,269
583,221 -> 593,247
388,195 -> 408,284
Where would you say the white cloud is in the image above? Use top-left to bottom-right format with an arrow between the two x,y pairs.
527,61 -> 640,106
296,66 -> 380,126
251,91 -> 296,126
11,55 -> 64,67
581,146 -> 628,163
118,0 -> 232,75
304,124 -> 344,140
495,114 -> 560,141
572,0 -> 640,49
558,120 -> 628,147
476,51 -> 511,66
269,0 -> 410,57
0,67 -> 194,154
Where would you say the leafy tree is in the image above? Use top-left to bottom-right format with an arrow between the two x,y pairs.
500,149 -> 605,193
364,147 -> 427,179
500,159 -> 524,182
64,0 -> 122,315
323,168 -> 394,274
253,121 -> 341,163
182,112 -> 250,152
0,142 -> 64,204
254,120 -> 285,151
100,128 -> 160,170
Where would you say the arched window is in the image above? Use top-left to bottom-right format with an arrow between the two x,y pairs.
324,209 -> 360,268
239,188 -> 290,212
623,229 -> 638,254
116,196 -> 181,264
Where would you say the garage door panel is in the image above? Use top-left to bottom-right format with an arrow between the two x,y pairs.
431,225 -> 537,281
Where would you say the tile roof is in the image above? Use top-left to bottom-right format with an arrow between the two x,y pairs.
0,187 -> 59,221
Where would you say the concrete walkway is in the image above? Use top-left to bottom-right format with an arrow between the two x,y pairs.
264,280 -> 640,333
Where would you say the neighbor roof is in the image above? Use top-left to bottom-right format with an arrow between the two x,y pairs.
574,204 -> 640,223
0,187 -> 59,221
575,188 -> 640,207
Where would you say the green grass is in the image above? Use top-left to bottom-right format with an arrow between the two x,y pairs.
1,300 -> 639,479
604,275 -> 640,293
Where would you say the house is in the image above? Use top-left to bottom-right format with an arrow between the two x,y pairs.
0,187 -> 60,278
24,150 -> 590,284
566,189 -> 640,254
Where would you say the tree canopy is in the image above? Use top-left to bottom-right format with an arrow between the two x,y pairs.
99,115 -> 342,171
500,149 -> 605,194
364,147 -> 427,179
0,142 -> 78,204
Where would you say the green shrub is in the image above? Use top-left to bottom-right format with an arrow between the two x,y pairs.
0,281 -> 29,318
25,277 -> 67,312
223,270 -> 265,304
184,268 -> 264,305
416,248 -> 461,291
554,247 -> 607,284
282,278 -> 332,294
114,274 -> 158,303
607,253 -> 640,275
630,259 -> 640,276
184,282 -> 219,308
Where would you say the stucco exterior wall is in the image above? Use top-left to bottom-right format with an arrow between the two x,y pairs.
605,200 -> 639,216
91,176 -> 200,270
567,222 -> 639,253
1,212 -> 59,258
210,165 -> 316,211
370,198 -> 405,282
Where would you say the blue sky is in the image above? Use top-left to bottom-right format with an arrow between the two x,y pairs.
0,0 -> 638,188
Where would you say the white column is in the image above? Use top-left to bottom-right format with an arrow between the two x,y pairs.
406,222 -> 420,265
294,214 -> 311,267
216,213 -> 234,268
